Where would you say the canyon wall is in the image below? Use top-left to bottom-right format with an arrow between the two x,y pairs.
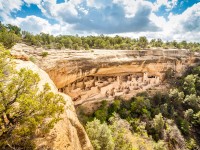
12,43 -> 200,106
15,59 -> 93,150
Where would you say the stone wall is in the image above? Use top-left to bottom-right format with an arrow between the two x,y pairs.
59,72 -> 160,105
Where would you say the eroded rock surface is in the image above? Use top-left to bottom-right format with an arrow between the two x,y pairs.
12,43 -> 200,106
15,59 -> 93,150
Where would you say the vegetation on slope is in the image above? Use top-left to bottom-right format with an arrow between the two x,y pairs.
1,22 -> 200,149
0,44 -> 65,149
79,65 -> 200,150
1,22 -> 200,51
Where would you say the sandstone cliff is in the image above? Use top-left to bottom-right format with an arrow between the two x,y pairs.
12,43 -> 200,107
15,59 -> 93,150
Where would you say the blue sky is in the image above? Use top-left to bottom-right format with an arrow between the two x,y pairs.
0,0 -> 200,41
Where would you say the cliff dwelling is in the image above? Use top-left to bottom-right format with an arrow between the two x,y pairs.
11,43 -> 200,106
59,72 -> 160,105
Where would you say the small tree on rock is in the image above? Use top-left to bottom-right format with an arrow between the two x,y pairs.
0,45 -> 65,149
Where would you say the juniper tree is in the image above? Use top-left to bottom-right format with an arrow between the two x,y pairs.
0,45 -> 65,149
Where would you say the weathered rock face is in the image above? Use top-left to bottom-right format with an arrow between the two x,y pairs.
12,43 -> 200,106
15,59 -> 93,150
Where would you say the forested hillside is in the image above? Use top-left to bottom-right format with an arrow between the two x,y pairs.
78,65 -> 200,150
1,22 -> 200,150
1,22 -> 200,51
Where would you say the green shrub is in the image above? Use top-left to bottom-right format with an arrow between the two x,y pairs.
41,52 -> 48,57
29,56 -> 36,62
0,45 -> 65,149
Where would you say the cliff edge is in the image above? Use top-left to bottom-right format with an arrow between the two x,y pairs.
12,43 -> 200,107
15,59 -> 93,150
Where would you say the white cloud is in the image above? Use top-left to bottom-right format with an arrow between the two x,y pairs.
164,2 -> 200,41
0,0 -> 200,42
7,15 -> 73,35
0,0 -> 22,13
37,0 -> 160,34
168,3 -> 200,32
24,0 -> 41,5
78,6 -> 88,15
107,2 -> 200,42
38,0 -> 83,23
150,13 -> 167,29
0,0 -> 23,20
113,0 -> 153,18
0,2 -> 3,10
153,0 -> 178,11
86,0 -> 112,9
15,16 -> 54,34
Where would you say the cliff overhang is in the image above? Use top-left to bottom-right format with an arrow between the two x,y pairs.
11,43 -> 200,106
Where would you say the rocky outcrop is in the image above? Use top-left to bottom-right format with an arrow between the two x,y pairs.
15,59 -> 93,150
12,43 -> 200,105
10,43 -> 200,149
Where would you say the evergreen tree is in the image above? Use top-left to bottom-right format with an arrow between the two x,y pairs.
0,45 -> 65,149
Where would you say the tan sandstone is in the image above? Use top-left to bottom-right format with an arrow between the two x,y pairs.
12,43 -> 200,106
15,59 -> 93,150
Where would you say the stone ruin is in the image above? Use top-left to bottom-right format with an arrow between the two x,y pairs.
11,43 -> 200,106
59,72 -> 160,103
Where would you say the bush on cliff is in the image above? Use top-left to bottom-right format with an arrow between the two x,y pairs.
0,23 -> 21,49
0,44 -> 65,149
